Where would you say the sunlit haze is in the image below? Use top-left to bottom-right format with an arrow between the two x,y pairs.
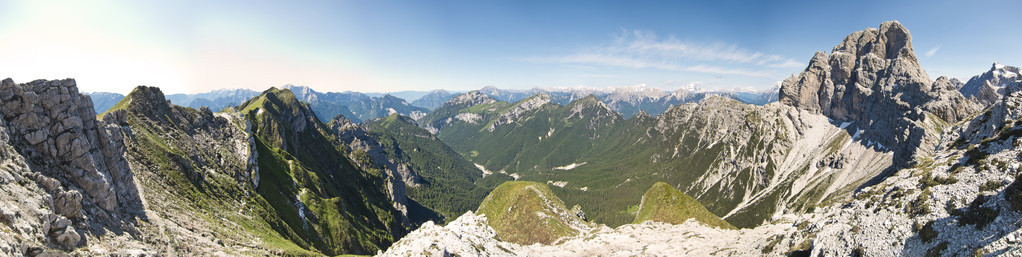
0,0 -> 1018,94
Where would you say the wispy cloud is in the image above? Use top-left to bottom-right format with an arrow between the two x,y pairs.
522,30 -> 801,78
925,44 -> 941,57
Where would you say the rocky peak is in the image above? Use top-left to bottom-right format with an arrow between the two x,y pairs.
778,21 -> 978,167
487,93 -> 553,131
832,21 -> 917,62
568,94 -> 604,107
245,88 -> 323,133
124,86 -> 174,119
329,113 -> 359,132
518,93 -> 552,109
445,90 -> 497,108
566,94 -> 618,124
960,62 -> 1021,106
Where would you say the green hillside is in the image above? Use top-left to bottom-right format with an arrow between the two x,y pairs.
634,182 -> 736,229
476,181 -> 589,245
116,86 -> 323,255
238,88 -> 405,255
361,114 -> 511,222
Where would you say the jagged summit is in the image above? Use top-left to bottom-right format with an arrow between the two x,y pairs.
961,62 -> 1022,105
120,86 -> 174,118
446,90 -> 498,108
779,20 -> 932,119
778,21 -> 979,166
565,94 -> 614,113
832,20 -> 918,63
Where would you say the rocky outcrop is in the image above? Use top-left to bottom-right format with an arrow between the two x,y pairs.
421,91 -> 499,133
0,78 -> 145,255
960,62 -> 1021,106
447,91 -> 497,108
488,93 -> 552,131
0,78 -> 142,220
779,21 -> 980,166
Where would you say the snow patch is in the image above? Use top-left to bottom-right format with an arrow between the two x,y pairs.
554,162 -> 587,170
475,163 -> 493,177
547,181 -> 568,188
387,108 -> 397,115
839,122 -> 851,129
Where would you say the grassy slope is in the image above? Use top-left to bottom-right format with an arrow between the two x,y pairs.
476,181 -> 585,245
238,88 -> 403,255
119,87 -> 320,256
634,182 -> 736,230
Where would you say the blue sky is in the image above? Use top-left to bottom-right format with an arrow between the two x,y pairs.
0,0 -> 1019,94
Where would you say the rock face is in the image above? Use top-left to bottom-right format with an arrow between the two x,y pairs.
960,62 -> 1021,106
779,21 -> 980,166
420,91 -> 499,134
0,78 -> 144,255
0,78 -> 142,220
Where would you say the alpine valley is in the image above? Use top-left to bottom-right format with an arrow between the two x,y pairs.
3,20 -> 1022,257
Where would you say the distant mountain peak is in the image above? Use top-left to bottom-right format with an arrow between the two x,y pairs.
961,62 -> 1021,105
121,86 -> 174,119
446,91 -> 497,107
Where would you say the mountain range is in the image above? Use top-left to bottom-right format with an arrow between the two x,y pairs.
84,83 -> 779,123
3,20 -> 1022,256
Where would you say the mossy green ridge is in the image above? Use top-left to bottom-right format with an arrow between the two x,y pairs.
237,87 -> 405,255
476,181 -> 589,245
634,182 -> 736,229
117,86 -> 320,255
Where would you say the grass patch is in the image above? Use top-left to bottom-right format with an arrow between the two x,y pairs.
926,242 -> 948,257
762,235 -> 783,254
476,181 -> 584,245
920,220 -> 938,243
633,182 -> 735,229
952,195 -> 998,230
908,189 -> 932,217
980,180 -> 1003,192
